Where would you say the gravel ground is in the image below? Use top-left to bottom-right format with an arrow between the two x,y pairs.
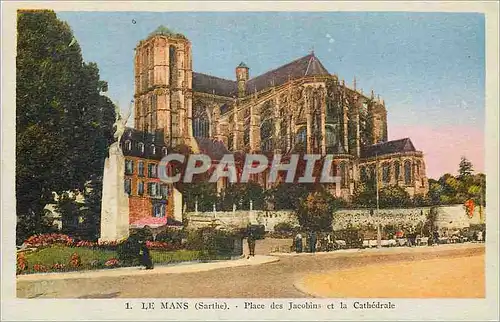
17,243 -> 484,299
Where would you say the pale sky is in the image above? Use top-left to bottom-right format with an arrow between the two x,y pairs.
56,11 -> 485,179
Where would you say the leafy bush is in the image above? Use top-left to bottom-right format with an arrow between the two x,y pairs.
334,226 -> 363,249
274,222 -> 295,234
185,227 -> 238,259
145,241 -> 181,251
130,228 -> 153,241
156,228 -> 185,245
117,237 -> 141,266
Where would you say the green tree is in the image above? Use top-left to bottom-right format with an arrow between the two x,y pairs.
180,181 -> 218,212
379,185 -> 412,208
16,10 -> 115,243
427,179 -> 443,205
296,189 -> 341,232
351,182 -> 376,208
268,183 -> 313,210
458,156 -> 474,179
220,182 -> 266,211
55,192 -> 83,235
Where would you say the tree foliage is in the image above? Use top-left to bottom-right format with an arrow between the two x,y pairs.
296,188 -> 342,232
428,158 -> 485,206
220,182 -> 266,211
458,156 -> 474,179
16,10 -> 115,243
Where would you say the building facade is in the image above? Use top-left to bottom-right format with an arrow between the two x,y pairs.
122,26 -> 429,224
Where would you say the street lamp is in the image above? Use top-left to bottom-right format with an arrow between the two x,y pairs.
375,153 -> 381,249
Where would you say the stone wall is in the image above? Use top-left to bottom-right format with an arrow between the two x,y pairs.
332,207 -> 430,230
185,204 -> 485,232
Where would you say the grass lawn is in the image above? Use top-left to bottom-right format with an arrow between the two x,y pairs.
19,246 -> 231,274
22,245 -> 116,273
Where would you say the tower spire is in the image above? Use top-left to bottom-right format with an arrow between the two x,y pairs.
353,76 -> 357,90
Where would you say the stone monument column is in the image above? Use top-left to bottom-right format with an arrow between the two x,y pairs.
99,142 -> 130,242
100,103 -> 131,242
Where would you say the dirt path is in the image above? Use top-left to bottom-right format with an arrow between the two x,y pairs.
296,254 -> 484,298
17,243 -> 484,299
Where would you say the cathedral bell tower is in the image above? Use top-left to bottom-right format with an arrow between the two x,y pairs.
134,25 -> 193,147
236,62 -> 249,98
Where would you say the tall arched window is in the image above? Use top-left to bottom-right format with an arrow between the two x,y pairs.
394,161 -> 401,181
325,125 -> 337,149
193,106 -> 210,138
382,162 -> 391,183
295,126 -> 307,151
260,102 -> 274,152
360,166 -> 368,182
169,46 -> 176,85
369,164 -> 376,179
404,160 -> 412,185
340,162 -> 348,188
260,119 -> 273,152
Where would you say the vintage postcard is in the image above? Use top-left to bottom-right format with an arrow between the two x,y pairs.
1,1 -> 499,321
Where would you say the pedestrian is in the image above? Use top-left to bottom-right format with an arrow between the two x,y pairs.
295,232 -> 303,253
247,230 -> 256,258
433,230 -> 439,246
477,230 -> 483,243
326,233 -> 333,252
310,231 -> 317,253
138,240 -> 154,270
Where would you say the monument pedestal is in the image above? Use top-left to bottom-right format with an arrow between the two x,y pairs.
99,142 -> 130,242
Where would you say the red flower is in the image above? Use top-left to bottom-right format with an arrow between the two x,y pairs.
17,253 -> 28,273
51,263 -> 66,270
104,258 -> 120,267
69,252 -> 82,268
33,264 -> 48,272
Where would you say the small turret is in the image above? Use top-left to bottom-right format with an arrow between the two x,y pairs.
236,62 -> 249,98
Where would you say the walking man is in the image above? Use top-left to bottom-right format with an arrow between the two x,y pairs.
247,230 -> 256,258
138,240 -> 154,270
295,232 -> 303,253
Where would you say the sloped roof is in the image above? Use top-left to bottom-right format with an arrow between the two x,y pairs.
192,53 -> 330,98
194,137 -> 231,161
245,53 -> 330,93
192,72 -> 238,97
361,138 -> 417,158
121,127 -> 166,160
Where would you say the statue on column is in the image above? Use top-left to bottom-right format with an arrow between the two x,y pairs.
113,100 -> 133,145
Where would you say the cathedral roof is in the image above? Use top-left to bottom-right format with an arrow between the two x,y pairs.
192,53 -> 330,98
194,137 -> 231,161
361,138 -> 417,158
245,53 -> 330,93
192,72 -> 238,97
